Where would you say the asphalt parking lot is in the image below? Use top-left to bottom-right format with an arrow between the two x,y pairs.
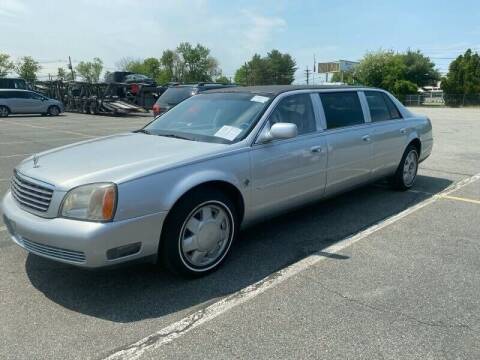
1,107 -> 479,359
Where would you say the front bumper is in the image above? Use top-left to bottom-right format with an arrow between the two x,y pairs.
2,191 -> 167,268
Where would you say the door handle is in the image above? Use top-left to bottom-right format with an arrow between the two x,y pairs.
361,135 -> 371,142
400,128 -> 407,134
310,145 -> 322,153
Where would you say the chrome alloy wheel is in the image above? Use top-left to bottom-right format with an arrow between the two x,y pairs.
0,106 -> 9,117
403,150 -> 418,186
179,201 -> 234,270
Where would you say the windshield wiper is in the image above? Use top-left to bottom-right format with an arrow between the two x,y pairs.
134,129 -> 153,135
158,133 -> 193,141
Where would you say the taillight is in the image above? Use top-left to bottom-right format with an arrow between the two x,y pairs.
130,83 -> 139,94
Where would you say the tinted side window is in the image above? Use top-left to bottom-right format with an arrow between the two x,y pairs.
365,91 -> 391,122
365,91 -> 402,121
382,93 -> 402,119
269,93 -> 316,135
29,92 -> 44,100
319,92 -> 365,129
12,91 -> 28,99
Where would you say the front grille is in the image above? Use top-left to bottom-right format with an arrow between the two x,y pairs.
20,237 -> 86,263
11,171 -> 54,212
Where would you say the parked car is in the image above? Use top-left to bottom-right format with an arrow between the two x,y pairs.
0,89 -> 64,117
0,77 -> 28,90
152,83 -> 236,116
2,85 -> 433,276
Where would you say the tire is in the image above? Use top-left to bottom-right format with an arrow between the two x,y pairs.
48,106 -> 60,116
0,106 -> 10,117
160,187 -> 238,277
390,144 -> 419,190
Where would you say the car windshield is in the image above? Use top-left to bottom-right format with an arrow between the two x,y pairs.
145,92 -> 271,144
157,86 -> 196,105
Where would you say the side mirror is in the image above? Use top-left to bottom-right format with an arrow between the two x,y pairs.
259,122 -> 298,143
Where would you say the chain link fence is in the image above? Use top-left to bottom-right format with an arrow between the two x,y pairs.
404,93 -> 480,107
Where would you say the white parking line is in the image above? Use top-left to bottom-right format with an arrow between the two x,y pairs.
0,137 -> 93,145
0,153 -> 31,159
0,119 -> 91,137
104,172 -> 480,360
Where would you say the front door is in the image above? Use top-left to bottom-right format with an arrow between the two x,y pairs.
250,93 -> 328,217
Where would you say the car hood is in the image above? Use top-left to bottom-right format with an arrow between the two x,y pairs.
16,133 -> 227,189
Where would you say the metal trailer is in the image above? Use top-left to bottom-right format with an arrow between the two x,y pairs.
34,80 -> 164,116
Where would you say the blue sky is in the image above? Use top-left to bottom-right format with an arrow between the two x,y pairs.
1,0 -> 479,82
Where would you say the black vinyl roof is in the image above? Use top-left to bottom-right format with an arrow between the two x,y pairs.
206,85 -> 369,96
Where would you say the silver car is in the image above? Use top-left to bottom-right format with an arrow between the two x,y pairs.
0,89 -> 64,117
1,86 -> 433,276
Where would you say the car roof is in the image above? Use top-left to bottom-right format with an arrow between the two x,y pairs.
205,85 -> 374,96
0,89 -> 30,92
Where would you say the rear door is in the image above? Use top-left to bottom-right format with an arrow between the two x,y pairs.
318,91 -> 373,195
250,92 -> 327,216
6,91 -> 26,113
363,91 -> 407,177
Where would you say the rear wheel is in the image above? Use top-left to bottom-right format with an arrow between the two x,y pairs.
390,144 -> 419,190
160,188 -> 238,277
0,106 -> 10,117
48,105 -> 60,116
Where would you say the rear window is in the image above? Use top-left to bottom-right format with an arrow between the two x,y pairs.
319,92 -> 365,129
157,86 -> 196,105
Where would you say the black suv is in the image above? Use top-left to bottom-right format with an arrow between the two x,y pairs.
152,83 -> 236,116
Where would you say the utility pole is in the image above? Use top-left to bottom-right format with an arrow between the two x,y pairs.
68,56 -> 75,81
304,66 -> 312,85
312,54 -> 316,85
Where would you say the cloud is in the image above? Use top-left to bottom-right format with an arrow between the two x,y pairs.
0,0 -> 27,18
241,10 -> 287,54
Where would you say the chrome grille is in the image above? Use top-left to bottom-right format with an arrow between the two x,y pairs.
11,171 -> 54,212
19,237 -> 86,263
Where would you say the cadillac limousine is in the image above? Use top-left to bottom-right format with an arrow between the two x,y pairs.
2,85 -> 433,276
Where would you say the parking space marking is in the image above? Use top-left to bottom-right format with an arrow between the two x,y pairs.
440,194 -> 480,205
0,119 -> 92,137
0,153 -> 31,159
104,172 -> 480,360
0,137 -> 94,145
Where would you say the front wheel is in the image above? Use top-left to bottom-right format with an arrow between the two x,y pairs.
160,188 -> 238,277
48,106 -> 60,116
390,145 -> 419,190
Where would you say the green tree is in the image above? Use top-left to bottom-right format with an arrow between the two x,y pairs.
401,49 -> 440,87
355,50 -> 418,97
0,53 -> 15,77
234,50 -> 296,85
176,42 -> 220,82
441,49 -> 480,95
15,56 -> 41,82
57,67 -> 73,81
265,49 -> 296,84
75,57 -> 103,83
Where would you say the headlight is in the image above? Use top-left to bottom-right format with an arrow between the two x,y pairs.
60,183 -> 117,222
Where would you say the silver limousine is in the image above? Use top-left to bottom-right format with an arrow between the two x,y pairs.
2,86 -> 433,276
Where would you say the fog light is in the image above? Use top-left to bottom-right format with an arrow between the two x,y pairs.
106,243 -> 141,260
